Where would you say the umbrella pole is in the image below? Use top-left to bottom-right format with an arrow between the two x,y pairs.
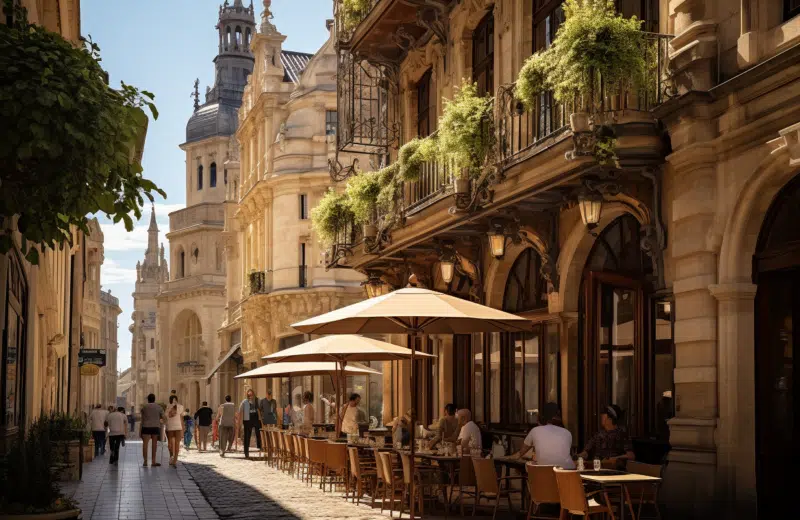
334,363 -> 342,437
409,331 -> 417,520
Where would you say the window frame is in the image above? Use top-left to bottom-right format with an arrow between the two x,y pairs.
210,162 -> 217,188
416,68 -> 433,138
197,164 -> 203,190
325,110 -> 338,136
299,194 -> 309,220
786,0 -> 800,22
472,12 -> 495,96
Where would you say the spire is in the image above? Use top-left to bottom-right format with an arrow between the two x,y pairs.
145,205 -> 159,266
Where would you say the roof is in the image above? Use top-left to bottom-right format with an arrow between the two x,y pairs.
281,50 -> 313,84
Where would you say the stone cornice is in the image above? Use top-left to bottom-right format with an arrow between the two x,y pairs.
708,283 -> 758,301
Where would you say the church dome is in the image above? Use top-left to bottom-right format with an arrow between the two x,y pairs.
185,100 -> 241,143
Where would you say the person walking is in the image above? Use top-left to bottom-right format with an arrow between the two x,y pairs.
140,393 -> 164,467
340,393 -> 362,437
194,401 -> 213,452
127,406 -> 136,439
88,404 -> 109,457
183,408 -> 194,450
165,395 -> 185,467
259,390 -> 278,427
218,395 -> 235,457
107,406 -> 128,465
239,389 -> 262,459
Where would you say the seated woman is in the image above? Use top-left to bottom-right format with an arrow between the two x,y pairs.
515,402 -> 575,469
578,404 -> 635,468
428,403 -> 459,449
390,409 -> 412,446
301,391 -> 315,434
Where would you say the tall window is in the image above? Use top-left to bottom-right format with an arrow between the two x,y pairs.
325,110 -> 337,135
2,251 -> 27,429
299,194 -> 308,220
197,164 -> 203,190
787,0 -> 800,21
472,12 -> 495,96
299,242 -> 307,288
178,250 -> 186,278
417,68 -> 433,137
502,248 -> 549,312
182,314 -> 202,363
210,162 -> 217,188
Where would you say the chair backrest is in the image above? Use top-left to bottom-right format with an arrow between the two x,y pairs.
526,465 -> 560,505
553,468 -> 588,514
302,437 -> 310,460
285,433 -> 296,456
378,452 -> 395,484
348,447 -> 361,478
293,435 -> 303,458
627,461 -> 662,478
472,457 -> 499,494
308,439 -> 325,464
327,442 -> 347,472
275,431 -> 283,452
400,452 -> 412,485
374,449 -> 387,483
458,455 -> 477,487
625,461 -> 662,499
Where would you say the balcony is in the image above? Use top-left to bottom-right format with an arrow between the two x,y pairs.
246,266 -> 312,296
402,134 -> 456,216
169,203 -> 225,233
161,274 -> 226,295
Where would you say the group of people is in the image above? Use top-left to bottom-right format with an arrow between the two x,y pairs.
87,404 -> 130,464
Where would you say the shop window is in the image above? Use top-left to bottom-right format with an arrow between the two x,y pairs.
472,12 -> 494,96
417,68 -> 433,137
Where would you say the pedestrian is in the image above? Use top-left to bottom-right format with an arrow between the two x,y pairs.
340,393 -> 361,437
218,395 -> 235,457
259,390 -> 278,426
140,393 -> 164,467
194,401 -> 213,452
300,391 -> 314,435
212,412 -> 219,449
239,389 -> 262,459
165,395 -> 184,467
127,406 -> 136,439
107,406 -> 128,465
183,408 -> 194,450
88,404 -> 109,457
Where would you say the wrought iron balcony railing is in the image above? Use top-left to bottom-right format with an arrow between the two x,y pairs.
334,0 -> 381,44
247,270 -> 270,295
402,133 -> 456,215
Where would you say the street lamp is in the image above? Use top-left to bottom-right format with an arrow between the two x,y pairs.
439,257 -> 455,284
578,188 -> 603,231
487,223 -> 506,258
361,272 -> 386,298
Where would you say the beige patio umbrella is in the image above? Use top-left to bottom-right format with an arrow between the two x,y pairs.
261,334 -> 433,435
291,287 -> 533,519
234,361 -> 381,379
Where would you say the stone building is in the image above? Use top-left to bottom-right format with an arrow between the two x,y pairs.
209,3 -> 366,417
79,219 -> 105,412
323,0 -> 800,516
99,290 -> 122,407
130,208 -> 168,409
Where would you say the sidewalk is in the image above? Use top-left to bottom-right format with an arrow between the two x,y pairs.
60,440 -> 217,520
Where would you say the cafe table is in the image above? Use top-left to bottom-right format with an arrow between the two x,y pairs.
392,450 -> 460,518
580,470 -> 662,520
492,456 -> 531,511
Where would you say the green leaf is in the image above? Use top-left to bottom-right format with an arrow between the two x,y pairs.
25,248 -> 39,265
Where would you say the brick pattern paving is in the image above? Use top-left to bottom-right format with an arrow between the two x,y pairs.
61,440 -> 217,520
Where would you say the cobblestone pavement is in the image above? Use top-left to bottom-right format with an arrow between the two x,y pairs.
60,440 -> 218,520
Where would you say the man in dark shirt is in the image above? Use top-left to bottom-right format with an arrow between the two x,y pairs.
579,404 -> 635,468
194,401 -> 214,452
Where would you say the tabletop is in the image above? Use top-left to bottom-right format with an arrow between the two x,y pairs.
580,472 -> 662,484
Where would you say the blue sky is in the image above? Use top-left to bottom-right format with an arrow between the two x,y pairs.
82,0 -> 332,371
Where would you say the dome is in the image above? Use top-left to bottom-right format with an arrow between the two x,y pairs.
185,100 -> 241,143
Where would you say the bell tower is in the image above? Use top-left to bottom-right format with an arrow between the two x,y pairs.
209,0 -> 256,108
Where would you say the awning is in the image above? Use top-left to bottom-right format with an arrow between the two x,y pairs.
204,343 -> 242,381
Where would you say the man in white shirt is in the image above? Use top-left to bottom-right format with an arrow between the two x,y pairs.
88,404 -> 109,457
456,409 -> 482,452
515,402 -> 575,469
106,406 -> 129,465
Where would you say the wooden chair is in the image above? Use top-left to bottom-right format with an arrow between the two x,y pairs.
325,442 -> 349,493
272,431 -> 283,470
259,429 -> 270,464
306,439 -> 327,487
284,432 -> 297,475
525,465 -> 561,520
347,447 -> 377,506
553,468 -> 616,519
472,457 -> 525,520
626,462 -> 663,520
378,451 -> 405,517
399,451 -> 440,519
456,455 -> 479,516
293,435 -> 308,480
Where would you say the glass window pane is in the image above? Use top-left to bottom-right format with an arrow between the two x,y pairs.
523,332 -> 539,425
473,333 -> 484,422
489,332 -> 501,423
347,375 -> 368,425
654,301 -> 674,439
368,361 -> 383,427
545,322 -> 560,405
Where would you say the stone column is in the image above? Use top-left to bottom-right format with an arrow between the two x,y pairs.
709,282 -> 758,519
737,0 -> 758,69
668,0 -> 718,92
438,336 -> 453,411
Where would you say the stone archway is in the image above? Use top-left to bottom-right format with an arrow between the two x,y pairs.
713,139 -> 800,513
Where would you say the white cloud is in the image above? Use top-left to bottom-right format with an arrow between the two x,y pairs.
98,202 -> 182,252
101,258 -> 137,286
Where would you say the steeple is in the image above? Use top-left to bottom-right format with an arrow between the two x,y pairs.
145,205 -> 159,266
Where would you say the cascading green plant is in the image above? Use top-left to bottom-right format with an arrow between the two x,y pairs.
311,189 -> 356,246
339,0 -> 372,32
397,136 -> 439,183
345,170 -> 383,225
437,80 -> 495,180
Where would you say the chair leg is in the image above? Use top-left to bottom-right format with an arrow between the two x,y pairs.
603,491 -> 616,520
492,496 -> 499,520
558,509 -> 567,520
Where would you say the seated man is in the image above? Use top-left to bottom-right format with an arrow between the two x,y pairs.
429,403 -> 459,449
456,408 -> 481,452
515,402 -> 575,469
578,404 -> 635,467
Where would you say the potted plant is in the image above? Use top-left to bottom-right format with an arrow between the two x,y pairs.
0,416 -> 81,519
311,189 -> 356,246
437,80 -> 494,194
44,413 -> 85,482
345,171 -> 382,238
397,136 -> 438,183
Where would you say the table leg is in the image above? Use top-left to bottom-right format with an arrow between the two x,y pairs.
622,484 -> 636,520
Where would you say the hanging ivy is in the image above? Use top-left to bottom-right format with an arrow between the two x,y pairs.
397,136 -> 438,183
339,0 -> 372,32
0,3 -> 165,264
437,80 -> 495,180
311,190 -> 355,246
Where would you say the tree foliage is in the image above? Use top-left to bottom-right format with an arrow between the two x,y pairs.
515,0 -> 645,107
0,3 -> 165,263
339,0 -> 372,32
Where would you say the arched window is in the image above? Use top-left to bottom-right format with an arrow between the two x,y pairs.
150,338 -> 154,350
225,26 -> 231,50
197,164 -> 203,190
210,162 -> 217,188
178,250 -> 186,278
502,248 -> 549,313
224,168 -> 228,185
235,26 -> 242,48
182,314 -> 202,363
245,27 -> 251,47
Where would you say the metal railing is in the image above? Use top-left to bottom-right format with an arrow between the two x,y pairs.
248,270 -> 269,295
496,86 -> 569,166
298,265 -> 308,288
402,131 -> 456,214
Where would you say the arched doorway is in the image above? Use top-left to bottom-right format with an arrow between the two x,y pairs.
753,173 -> 800,513
579,214 -> 674,455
